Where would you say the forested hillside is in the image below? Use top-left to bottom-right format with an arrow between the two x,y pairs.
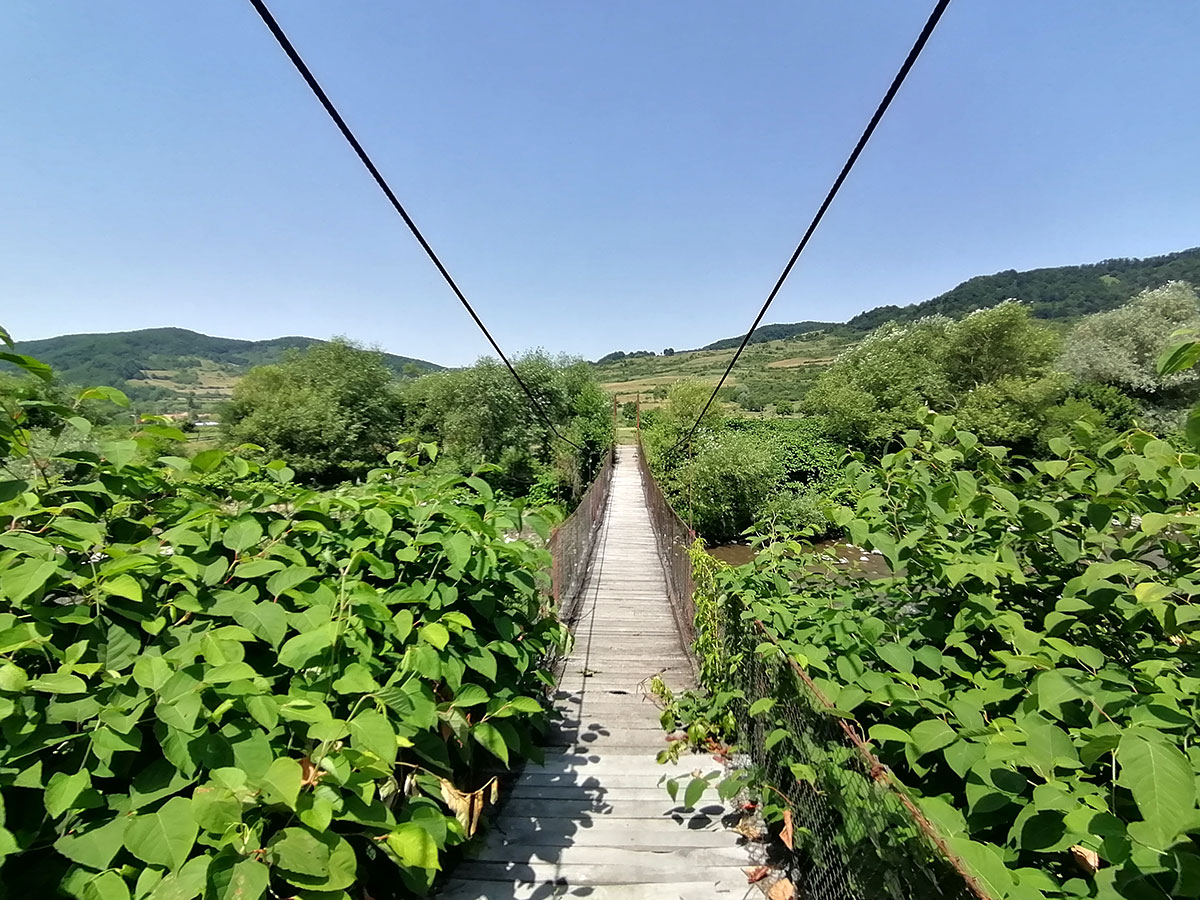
677,246 -> 1200,354
697,320 -> 833,351
10,327 -> 441,408
845,245 -> 1200,329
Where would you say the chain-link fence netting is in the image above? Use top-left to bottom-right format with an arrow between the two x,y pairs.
547,447 -> 614,625
635,438 -> 696,651
719,601 -> 990,900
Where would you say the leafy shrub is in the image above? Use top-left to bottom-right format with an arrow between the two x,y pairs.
399,352 -> 612,501
804,302 -> 1065,450
223,339 -> 405,485
755,486 -> 828,536
643,409 -> 842,544
1061,281 -> 1200,399
0,341 -> 565,898
672,415 -> 1200,898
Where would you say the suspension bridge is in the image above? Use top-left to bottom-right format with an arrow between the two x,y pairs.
240,4 -> 967,896
439,445 -> 752,899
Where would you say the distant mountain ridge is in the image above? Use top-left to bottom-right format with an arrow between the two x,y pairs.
10,327 -> 442,407
597,246 -> 1200,361
845,246 -> 1200,332
15,327 -> 441,383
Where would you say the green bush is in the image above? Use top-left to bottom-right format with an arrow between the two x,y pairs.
0,342 -> 565,898
675,414 -> 1200,898
643,406 -> 842,544
399,352 -> 612,501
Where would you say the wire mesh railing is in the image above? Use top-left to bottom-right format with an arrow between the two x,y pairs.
635,438 -> 697,654
689,560 -> 990,900
547,447 -> 614,625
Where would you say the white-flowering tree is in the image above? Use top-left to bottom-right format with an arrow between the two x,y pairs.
1060,281 -> 1200,398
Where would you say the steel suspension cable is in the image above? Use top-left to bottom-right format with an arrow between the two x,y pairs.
245,0 -> 584,451
669,0 -> 952,453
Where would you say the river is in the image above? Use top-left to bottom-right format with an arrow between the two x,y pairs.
706,540 -> 892,579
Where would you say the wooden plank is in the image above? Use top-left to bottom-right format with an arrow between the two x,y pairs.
438,879 -> 746,899
437,446 -> 748,897
452,857 -> 749,884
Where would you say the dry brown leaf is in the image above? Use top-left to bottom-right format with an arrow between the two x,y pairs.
1070,844 -> 1100,876
767,877 -> 797,900
438,776 -> 499,838
732,817 -> 767,841
779,808 -> 794,850
299,756 -> 323,788
744,866 -> 771,884
403,773 -> 420,798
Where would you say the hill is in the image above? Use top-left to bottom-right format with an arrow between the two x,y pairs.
631,246 -> 1200,358
845,246 -> 1200,331
12,327 -> 442,410
697,320 -> 833,351
594,246 -> 1200,414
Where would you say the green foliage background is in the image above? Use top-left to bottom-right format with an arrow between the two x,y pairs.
665,415 -> 1200,899
0,336 -> 567,900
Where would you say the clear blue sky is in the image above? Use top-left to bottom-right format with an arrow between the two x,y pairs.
3,1 -> 1198,366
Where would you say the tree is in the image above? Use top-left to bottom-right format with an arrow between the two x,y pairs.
804,304 -> 1066,450
941,301 -> 1059,390
399,351 -> 613,499
802,317 -> 952,446
663,347 -> 676,356
223,339 -> 402,484
1060,281 -> 1200,399
774,400 -> 793,416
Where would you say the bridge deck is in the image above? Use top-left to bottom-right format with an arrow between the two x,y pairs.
440,445 -> 751,899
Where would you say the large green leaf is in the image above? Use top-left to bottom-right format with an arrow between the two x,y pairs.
55,816 -> 128,869
230,600 -> 288,648
265,566 -> 318,598
1035,670 -> 1083,720
419,622 -> 449,650
192,785 -> 242,834
1118,731 -> 1197,846
277,623 -> 336,669
683,777 -> 708,810
124,796 -> 198,870
268,828 -> 357,890
259,757 -> 302,809
386,822 -> 439,870
442,533 -> 472,571
450,684 -> 489,708
911,718 -> 957,756
349,709 -> 397,765
133,656 -> 171,691
81,871 -> 130,900
205,854 -> 269,900
222,517 -> 263,553
30,672 -> 87,694
44,770 -> 91,818
472,721 -> 509,765
0,351 -> 52,381
944,837 -> 1016,897
1,559 -> 58,603
1157,340 -> 1200,375
145,854 -> 210,900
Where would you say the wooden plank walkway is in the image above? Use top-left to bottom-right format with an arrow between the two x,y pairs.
440,445 -> 753,899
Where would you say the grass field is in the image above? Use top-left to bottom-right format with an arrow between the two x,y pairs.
594,330 -> 856,410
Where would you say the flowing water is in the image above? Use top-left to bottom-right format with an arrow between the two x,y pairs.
706,539 -> 892,579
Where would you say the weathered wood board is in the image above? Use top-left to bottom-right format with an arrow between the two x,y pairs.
438,446 -> 752,899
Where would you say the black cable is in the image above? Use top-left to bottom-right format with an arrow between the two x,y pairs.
669,0 -> 952,453
245,0 -> 584,452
